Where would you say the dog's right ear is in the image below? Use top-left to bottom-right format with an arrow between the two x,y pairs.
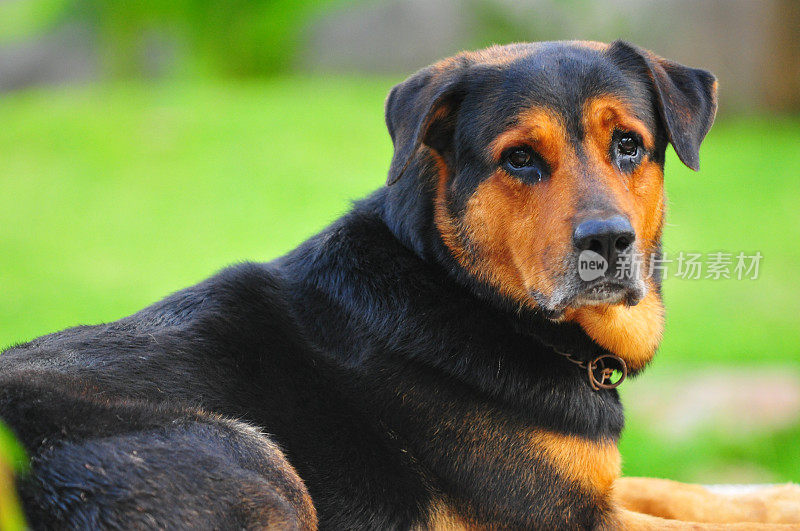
385,65 -> 467,185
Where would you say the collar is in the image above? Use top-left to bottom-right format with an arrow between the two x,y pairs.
511,313 -> 628,391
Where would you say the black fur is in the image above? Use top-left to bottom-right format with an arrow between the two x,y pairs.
0,41 -> 716,530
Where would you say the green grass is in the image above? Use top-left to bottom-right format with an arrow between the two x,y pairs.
1,78 -> 799,483
0,78 -> 394,345
657,116 -> 800,367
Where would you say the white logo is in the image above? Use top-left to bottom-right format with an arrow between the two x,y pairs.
578,250 -> 608,281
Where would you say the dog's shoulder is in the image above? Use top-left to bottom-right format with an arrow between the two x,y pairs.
130,261 -> 287,329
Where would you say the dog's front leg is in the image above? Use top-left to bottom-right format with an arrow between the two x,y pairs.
613,477 -> 800,525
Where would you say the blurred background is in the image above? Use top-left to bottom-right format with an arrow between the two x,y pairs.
1,0 -> 798,510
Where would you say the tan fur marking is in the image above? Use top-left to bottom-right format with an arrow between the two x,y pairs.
531,431 -> 621,495
584,95 -> 655,150
489,107 -> 568,165
563,288 -> 665,371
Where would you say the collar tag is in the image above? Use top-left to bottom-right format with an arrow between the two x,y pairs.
586,354 -> 627,390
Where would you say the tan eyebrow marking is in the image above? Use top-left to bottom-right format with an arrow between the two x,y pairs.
583,95 -> 654,151
489,107 -> 568,170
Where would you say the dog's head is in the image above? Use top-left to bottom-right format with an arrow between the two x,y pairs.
383,41 -> 717,369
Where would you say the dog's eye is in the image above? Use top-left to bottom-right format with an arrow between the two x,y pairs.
507,148 -> 532,169
612,131 -> 644,173
501,147 -> 548,183
617,134 -> 638,157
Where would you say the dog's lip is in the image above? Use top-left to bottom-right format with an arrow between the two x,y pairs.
571,280 -> 644,307
535,280 -> 642,316
580,280 -> 628,298
573,289 -> 627,306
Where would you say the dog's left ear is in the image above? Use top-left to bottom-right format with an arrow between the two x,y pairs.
385,65 -> 468,185
608,41 -> 718,171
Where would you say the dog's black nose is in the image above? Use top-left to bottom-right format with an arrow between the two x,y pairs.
573,216 -> 635,265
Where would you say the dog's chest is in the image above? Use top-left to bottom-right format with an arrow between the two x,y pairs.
397,399 -> 621,528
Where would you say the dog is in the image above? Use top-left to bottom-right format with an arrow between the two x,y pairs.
2,40 -> 799,529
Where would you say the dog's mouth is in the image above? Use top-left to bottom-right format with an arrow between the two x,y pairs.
531,278 -> 647,320
571,280 -> 642,307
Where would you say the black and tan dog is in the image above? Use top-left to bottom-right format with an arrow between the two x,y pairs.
2,41 -> 799,529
